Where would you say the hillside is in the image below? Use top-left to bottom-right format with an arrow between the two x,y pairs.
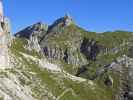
0,15 -> 133,100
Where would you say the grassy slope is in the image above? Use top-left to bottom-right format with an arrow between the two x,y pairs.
8,35 -> 124,100
36,24 -> 132,99
44,24 -> 131,79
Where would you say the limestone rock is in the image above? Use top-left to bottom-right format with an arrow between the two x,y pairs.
80,38 -> 100,61
15,22 -> 48,40
0,17 -> 11,68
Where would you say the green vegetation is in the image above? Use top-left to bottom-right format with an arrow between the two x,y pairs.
10,38 -> 41,58
97,31 -> 132,48
7,19 -> 133,100
9,35 -> 123,100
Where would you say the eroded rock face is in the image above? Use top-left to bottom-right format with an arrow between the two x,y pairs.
105,55 -> 133,100
15,22 -> 48,53
48,14 -> 73,31
15,22 -> 48,41
80,38 -> 100,61
0,17 -> 11,68
126,57 -> 133,100
26,31 -> 41,52
42,45 -> 87,66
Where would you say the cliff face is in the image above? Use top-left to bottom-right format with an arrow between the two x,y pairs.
0,17 -> 11,68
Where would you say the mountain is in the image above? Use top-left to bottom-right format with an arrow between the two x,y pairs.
0,14 -> 133,100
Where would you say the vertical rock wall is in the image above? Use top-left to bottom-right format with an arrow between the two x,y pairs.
0,17 -> 11,68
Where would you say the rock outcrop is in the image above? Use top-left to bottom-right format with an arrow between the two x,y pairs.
42,45 -> 87,66
15,15 -> 87,67
80,38 -> 101,61
15,22 -> 48,40
48,14 -> 73,31
0,17 -> 11,68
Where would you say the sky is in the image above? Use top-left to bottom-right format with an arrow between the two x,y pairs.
3,0 -> 133,33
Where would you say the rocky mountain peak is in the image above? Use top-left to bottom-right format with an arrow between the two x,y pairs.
30,22 -> 48,32
63,13 -> 73,26
15,22 -> 48,39
48,14 -> 73,31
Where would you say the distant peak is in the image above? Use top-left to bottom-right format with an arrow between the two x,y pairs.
63,13 -> 73,26
31,21 -> 48,31
64,13 -> 72,19
49,14 -> 73,31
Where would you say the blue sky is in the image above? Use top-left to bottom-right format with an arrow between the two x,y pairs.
3,0 -> 133,33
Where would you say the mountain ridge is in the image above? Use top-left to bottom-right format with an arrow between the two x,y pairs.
0,14 -> 132,100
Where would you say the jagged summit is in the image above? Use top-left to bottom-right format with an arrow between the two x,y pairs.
63,13 -> 73,26
48,14 -> 73,30
15,14 -> 75,44
15,22 -> 48,39
15,14 -> 74,39
54,14 -> 73,26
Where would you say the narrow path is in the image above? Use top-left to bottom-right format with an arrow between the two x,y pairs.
20,52 -> 93,84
